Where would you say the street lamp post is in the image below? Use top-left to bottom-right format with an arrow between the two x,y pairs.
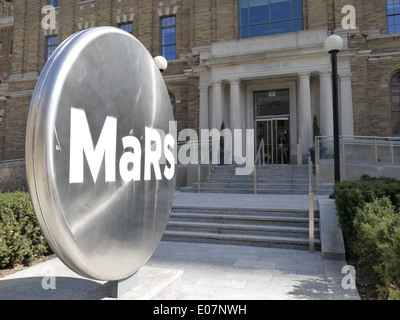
324,35 -> 344,197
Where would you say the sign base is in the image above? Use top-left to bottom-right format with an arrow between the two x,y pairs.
110,273 -> 138,299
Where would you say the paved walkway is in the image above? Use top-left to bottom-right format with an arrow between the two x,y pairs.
146,241 -> 360,300
0,192 -> 360,300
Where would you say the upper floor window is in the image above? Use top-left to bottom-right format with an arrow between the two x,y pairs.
390,72 -> 400,136
239,0 -> 303,39
48,0 -> 59,7
387,0 -> 400,34
119,22 -> 133,34
46,36 -> 57,60
161,16 -> 176,61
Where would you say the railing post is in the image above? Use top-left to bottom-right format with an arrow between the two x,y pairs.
253,164 -> 257,194
374,139 -> 378,164
316,138 -> 320,193
297,138 -> 302,165
391,141 -> 394,164
262,141 -> 265,165
197,164 -> 201,193
308,157 -> 315,253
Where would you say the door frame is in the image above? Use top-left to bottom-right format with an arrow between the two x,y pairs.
246,79 -> 297,164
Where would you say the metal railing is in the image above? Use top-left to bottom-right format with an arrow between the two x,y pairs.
315,135 -> 400,164
0,158 -> 26,169
253,138 -> 265,194
308,156 -> 314,253
195,139 -> 219,193
314,135 -> 400,192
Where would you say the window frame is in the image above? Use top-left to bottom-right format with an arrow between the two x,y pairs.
160,15 -> 177,61
45,35 -> 58,60
119,22 -> 133,34
238,0 -> 303,39
390,72 -> 400,137
387,0 -> 400,34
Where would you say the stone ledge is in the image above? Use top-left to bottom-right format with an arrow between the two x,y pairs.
318,197 -> 346,261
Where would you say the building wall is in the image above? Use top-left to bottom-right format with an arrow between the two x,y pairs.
0,1 -> 14,159
0,1 -> 400,160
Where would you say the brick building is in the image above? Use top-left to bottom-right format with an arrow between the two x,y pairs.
0,0 -> 400,163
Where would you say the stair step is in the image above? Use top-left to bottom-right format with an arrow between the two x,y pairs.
162,230 -> 320,250
170,212 -> 319,226
166,221 -> 320,238
172,206 -> 319,216
194,182 -> 332,189
181,187 -> 332,195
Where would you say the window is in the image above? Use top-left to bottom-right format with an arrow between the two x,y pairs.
48,0 -> 59,7
161,16 -> 176,61
119,22 -> 133,34
239,0 -> 303,39
46,36 -> 57,60
387,0 -> 400,34
391,72 -> 400,136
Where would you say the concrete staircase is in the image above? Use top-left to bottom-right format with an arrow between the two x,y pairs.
180,165 -> 333,195
163,205 -> 320,251
163,165 -> 326,251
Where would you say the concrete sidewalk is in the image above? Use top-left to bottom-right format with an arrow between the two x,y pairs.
0,192 -> 360,300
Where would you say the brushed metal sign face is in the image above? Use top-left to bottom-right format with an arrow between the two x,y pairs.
26,27 -> 176,281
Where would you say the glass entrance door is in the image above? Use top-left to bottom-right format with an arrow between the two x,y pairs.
256,117 -> 290,164
254,89 -> 290,165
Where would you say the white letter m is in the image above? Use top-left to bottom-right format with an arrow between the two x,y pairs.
69,108 -> 117,184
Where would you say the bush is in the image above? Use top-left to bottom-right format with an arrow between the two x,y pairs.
334,175 -> 400,253
353,196 -> 400,300
0,191 -> 49,269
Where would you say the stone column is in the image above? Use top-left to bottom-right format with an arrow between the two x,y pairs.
199,84 -> 209,130
298,73 -> 313,158
211,80 -> 223,130
229,79 -> 241,132
229,79 -> 241,159
340,73 -> 355,136
319,72 -> 334,137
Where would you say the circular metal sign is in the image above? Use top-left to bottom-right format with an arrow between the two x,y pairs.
26,27 -> 176,281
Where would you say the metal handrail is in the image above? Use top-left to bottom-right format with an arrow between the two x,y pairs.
253,138 -> 265,194
308,156 -> 315,253
317,135 -> 400,141
0,158 -> 26,169
197,139 -> 219,193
